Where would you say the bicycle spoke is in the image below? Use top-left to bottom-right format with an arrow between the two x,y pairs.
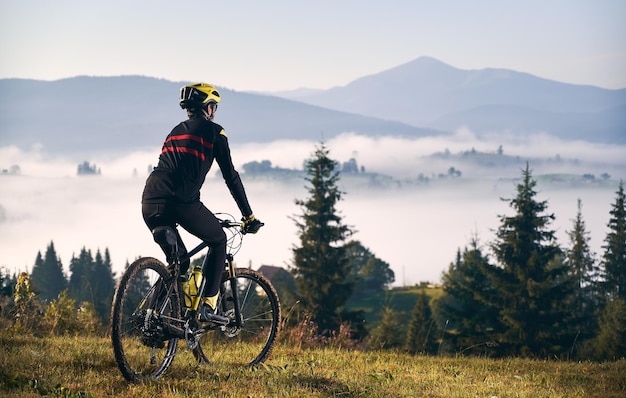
111,257 -> 181,382
194,268 -> 280,367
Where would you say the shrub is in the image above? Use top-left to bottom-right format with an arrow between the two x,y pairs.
12,272 -> 44,334
44,290 -> 80,335
280,313 -> 361,350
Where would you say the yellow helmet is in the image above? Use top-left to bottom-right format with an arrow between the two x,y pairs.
179,83 -> 221,110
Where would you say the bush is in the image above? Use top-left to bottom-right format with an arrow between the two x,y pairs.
280,313 -> 361,350
12,272 -> 44,334
44,290 -> 80,335
76,301 -> 104,336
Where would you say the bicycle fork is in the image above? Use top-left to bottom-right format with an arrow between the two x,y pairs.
222,254 -> 244,329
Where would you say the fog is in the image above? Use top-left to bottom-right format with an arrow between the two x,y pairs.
1,132 -> 624,286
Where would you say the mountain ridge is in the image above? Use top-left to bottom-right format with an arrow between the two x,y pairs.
0,76 -> 442,157
285,56 -> 626,143
1,56 -> 624,158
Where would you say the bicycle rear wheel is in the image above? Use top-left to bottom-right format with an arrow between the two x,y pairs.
193,268 -> 281,366
110,257 -> 181,382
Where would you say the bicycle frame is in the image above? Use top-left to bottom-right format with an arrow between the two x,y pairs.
170,218 -> 244,324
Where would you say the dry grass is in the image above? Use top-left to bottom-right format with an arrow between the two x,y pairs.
1,330 -> 624,397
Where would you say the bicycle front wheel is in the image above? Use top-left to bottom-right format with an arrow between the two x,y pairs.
110,257 -> 181,382
194,268 -> 281,367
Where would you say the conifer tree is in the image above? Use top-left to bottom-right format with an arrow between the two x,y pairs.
68,247 -> 115,322
69,247 -> 95,305
91,248 -> 116,321
121,259 -> 151,319
592,298 -> 626,360
438,238 -> 501,353
405,290 -> 438,354
483,164 -> 572,356
0,268 -> 17,297
291,143 -> 354,334
369,306 -> 403,349
600,181 -> 626,300
565,199 -> 599,344
31,241 -> 67,302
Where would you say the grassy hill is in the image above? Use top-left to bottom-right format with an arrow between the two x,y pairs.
346,285 -> 443,327
1,331 -> 624,397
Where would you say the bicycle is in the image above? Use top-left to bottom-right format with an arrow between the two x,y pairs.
110,213 -> 281,382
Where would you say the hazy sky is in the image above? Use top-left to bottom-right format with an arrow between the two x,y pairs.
1,1 -> 625,91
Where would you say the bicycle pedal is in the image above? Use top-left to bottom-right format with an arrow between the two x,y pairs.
199,307 -> 229,325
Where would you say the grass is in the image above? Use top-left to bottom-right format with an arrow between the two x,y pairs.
1,330 -> 624,397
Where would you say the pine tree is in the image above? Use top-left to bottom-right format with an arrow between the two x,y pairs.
91,248 -> 116,321
30,241 -> 67,302
69,247 -> 94,305
565,199 -> 599,344
68,247 -> 115,323
600,181 -> 626,300
368,306 -> 403,349
592,297 -> 626,360
405,290 -> 438,354
291,143 -> 354,334
121,259 -> 151,320
0,268 -> 17,297
438,238 -> 501,353
484,164 -> 572,356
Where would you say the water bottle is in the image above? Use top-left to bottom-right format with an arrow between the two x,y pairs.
182,266 -> 203,310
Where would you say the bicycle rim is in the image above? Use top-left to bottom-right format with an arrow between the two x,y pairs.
195,268 -> 281,366
110,257 -> 181,382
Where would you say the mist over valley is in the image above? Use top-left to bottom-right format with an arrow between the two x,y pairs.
1,132 -> 622,286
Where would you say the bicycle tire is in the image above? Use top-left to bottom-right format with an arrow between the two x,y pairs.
193,268 -> 281,367
110,257 -> 181,382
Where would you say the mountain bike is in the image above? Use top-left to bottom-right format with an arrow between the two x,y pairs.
110,213 -> 281,382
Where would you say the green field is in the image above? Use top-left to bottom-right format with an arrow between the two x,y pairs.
346,285 -> 444,325
1,331 -> 624,397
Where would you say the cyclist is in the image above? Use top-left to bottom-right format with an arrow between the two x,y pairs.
141,83 -> 262,322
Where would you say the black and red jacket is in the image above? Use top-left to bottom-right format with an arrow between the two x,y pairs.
142,116 -> 252,216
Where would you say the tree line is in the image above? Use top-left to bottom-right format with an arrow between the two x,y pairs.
286,143 -> 625,361
0,245 -> 117,334
431,170 -> 625,360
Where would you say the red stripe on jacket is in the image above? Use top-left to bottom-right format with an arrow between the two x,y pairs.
161,146 -> 205,161
164,134 -> 214,150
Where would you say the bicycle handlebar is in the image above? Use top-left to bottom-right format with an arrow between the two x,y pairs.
217,214 -> 264,234
218,218 -> 241,229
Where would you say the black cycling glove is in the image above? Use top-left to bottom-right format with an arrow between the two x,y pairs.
242,215 -> 264,234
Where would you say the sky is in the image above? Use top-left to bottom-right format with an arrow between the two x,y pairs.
1,1 -> 625,92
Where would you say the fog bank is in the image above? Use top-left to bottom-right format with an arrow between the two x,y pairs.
1,133 -> 624,286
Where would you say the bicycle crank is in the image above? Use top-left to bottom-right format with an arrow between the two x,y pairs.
184,321 -> 204,350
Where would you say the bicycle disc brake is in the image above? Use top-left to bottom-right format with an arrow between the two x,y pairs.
220,309 -> 243,338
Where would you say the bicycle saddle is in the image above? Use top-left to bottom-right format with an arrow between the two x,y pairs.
152,225 -> 177,246
152,226 -> 179,258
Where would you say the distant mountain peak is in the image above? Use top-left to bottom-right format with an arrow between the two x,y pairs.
276,56 -> 625,144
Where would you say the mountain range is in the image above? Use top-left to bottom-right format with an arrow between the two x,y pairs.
281,57 -> 626,144
0,57 -> 624,158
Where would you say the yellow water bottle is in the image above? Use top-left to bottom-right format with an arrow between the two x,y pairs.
183,266 -> 204,310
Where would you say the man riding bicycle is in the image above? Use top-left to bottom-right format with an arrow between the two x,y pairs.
141,83 -> 262,323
